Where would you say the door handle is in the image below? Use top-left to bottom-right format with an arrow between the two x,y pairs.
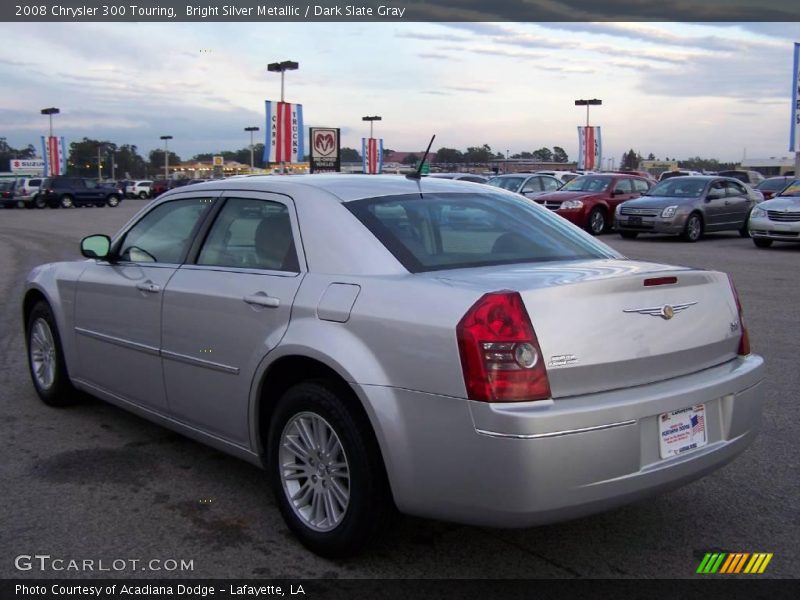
243,293 -> 280,308
724,200 -> 731,205
136,281 -> 161,293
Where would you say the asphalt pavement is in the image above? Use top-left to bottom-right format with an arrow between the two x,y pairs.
0,201 -> 797,579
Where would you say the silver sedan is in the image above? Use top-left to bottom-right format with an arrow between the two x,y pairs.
23,175 -> 764,557
748,179 -> 800,247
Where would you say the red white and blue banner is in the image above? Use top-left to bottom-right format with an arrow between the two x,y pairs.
790,42 -> 800,152
577,126 -> 602,171
41,136 -> 66,176
263,101 -> 304,163
362,137 -> 383,174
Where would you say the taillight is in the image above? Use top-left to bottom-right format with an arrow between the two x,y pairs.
457,291 -> 551,402
727,275 -> 751,356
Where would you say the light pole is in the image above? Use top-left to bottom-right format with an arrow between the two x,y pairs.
97,143 -> 106,180
268,60 -> 299,174
574,98 -> 602,127
244,126 -> 260,172
160,135 -> 173,180
362,115 -> 382,139
41,107 -> 60,138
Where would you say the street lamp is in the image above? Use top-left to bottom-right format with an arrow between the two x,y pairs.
41,107 -> 60,138
244,126 -> 260,172
160,135 -> 173,181
362,115 -> 382,139
574,98 -> 602,127
267,60 -> 299,174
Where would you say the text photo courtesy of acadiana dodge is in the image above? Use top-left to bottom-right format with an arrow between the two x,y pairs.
14,584 -> 307,597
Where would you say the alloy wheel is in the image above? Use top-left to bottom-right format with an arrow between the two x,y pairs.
29,318 -> 57,390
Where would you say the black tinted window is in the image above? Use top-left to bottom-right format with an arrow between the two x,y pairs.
347,192 -> 619,273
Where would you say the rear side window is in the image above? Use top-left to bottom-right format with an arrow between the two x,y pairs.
632,179 -> 650,193
346,192 -> 619,273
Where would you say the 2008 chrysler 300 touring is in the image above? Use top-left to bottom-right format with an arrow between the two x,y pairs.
23,175 -> 764,557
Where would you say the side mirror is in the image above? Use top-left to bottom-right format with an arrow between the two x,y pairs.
81,234 -> 111,259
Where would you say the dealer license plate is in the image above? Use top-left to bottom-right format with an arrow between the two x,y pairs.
628,216 -> 642,225
659,404 -> 707,459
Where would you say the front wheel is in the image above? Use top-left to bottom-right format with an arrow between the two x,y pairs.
681,213 -> 703,242
739,213 -> 752,238
587,207 -> 607,235
753,237 -> 773,248
26,301 -> 78,406
268,381 -> 392,557
106,195 -> 120,207
138,191 -> 149,199
34,194 -> 47,209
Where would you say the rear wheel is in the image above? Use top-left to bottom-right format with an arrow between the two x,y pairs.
138,191 -> 149,199
106,195 -> 120,207
753,237 -> 773,248
59,195 -> 74,209
681,213 -> 703,242
269,381 -> 391,557
34,194 -> 47,209
26,301 -> 78,406
619,231 -> 638,239
587,207 -> 607,235
739,211 -> 752,238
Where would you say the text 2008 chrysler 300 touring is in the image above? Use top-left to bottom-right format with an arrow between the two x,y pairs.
23,175 -> 764,557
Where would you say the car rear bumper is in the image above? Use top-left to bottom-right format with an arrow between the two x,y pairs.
357,354 -> 763,527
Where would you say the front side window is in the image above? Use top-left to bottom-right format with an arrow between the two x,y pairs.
562,176 -> 612,193
197,198 -> 299,272
347,191 -> 619,273
521,178 -> 542,193
648,178 -> 706,198
118,198 -> 213,264
725,181 -> 747,197
613,179 -> 633,193
487,177 -> 525,192
540,177 -> 561,191
632,178 -> 651,193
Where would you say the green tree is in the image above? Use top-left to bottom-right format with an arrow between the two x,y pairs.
402,153 -> 419,165
340,147 -> 361,162
532,147 -> 553,162
114,144 -> 148,179
0,138 -> 36,171
67,138 -> 117,177
148,148 -> 182,172
435,147 -> 464,164
647,153 -> 656,161
621,149 -> 640,171
463,144 -> 494,163
552,146 -> 569,162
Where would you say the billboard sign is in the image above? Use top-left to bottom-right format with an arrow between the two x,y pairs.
362,137 -> 383,174
309,127 -> 340,173
264,100 -> 304,163
577,126 -> 602,170
41,136 -> 66,176
10,159 -> 45,174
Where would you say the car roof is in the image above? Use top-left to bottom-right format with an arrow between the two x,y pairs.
159,174 -> 489,204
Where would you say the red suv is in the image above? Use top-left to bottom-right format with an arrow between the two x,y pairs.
533,173 -> 653,235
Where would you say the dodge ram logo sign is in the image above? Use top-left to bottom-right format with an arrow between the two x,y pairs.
310,127 -> 340,173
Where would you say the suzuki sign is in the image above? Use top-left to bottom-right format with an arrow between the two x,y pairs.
10,159 -> 45,174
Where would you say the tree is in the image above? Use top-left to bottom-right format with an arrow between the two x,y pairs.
647,153 -> 656,161
402,153 -> 419,165
0,138 -> 36,171
463,144 -> 494,163
435,147 -> 464,164
340,147 -> 361,162
68,138 -> 117,177
531,147 -> 553,162
114,144 -> 148,178
621,149 -> 640,171
511,151 -> 533,159
148,148 -> 182,172
552,146 -> 568,163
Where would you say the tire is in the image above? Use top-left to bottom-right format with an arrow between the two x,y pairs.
26,301 -> 78,406
753,238 -> 773,248
268,381 -> 392,557
587,207 -> 607,235
619,231 -> 638,239
138,191 -> 148,199
34,194 -> 47,209
739,211 -> 752,238
106,195 -> 120,207
59,195 -> 74,209
681,213 -> 703,242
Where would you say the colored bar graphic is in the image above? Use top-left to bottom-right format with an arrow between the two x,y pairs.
697,552 -> 772,574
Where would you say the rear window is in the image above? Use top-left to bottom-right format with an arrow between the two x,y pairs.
757,178 -> 789,191
346,192 -> 619,273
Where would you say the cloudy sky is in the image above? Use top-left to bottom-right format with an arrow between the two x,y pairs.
1,21 -> 799,164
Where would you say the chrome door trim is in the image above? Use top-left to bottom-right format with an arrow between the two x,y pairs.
74,327 -> 160,356
475,419 -> 637,440
161,350 -> 240,375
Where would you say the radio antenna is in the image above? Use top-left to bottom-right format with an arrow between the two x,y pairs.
406,135 -> 436,180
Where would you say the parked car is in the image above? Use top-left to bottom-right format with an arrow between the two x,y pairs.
658,170 -> 704,182
615,176 -> 757,242
533,170 -> 581,184
0,179 -> 16,207
427,173 -> 489,184
719,170 -> 765,186
486,173 -> 562,197
38,176 -> 124,208
609,170 -> 658,184
748,179 -> 800,248
23,175 -> 764,557
754,176 -> 794,200
532,174 -> 653,235
126,180 -> 153,199
13,177 -> 44,208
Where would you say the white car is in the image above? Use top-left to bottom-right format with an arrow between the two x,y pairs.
126,180 -> 153,199
15,177 -> 44,208
534,170 -> 580,184
748,179 -> 800,248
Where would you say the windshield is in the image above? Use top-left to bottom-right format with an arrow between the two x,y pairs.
646,178 -> 707,198
561,176 -> 612,192
346,191 -> 619,273
778,181 -> 800,197
758,178 -> 790,191
486,177 -> 524,191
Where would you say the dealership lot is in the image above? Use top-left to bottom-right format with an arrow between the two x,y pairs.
0,202 -> 797,578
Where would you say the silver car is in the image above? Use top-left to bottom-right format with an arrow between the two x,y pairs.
486,173 -> 563,198
615,176 -> 759,242
23,175 -> 764,557
748,179 -> 800,248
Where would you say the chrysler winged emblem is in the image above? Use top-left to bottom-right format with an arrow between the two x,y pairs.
623,301 -> 697,320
